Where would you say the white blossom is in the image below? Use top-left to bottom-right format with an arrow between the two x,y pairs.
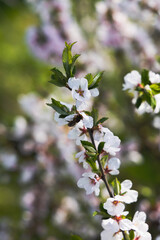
80,112 -> 93,128
93,125 -> 109,141
101,215 -> 133,240
103,129 -> 121,156
104,157 -> 121,175
103,198 -> 125,216
68,77 -> 99,110
132,211 -> 152,240
75,150 -> 89,169
68,77 -> 91,102
90,88 -> 99,97
77,172 -> 101,196
123,70 -> 141,91
115,180 -> 138,204
154,94 -> 160,114
68,121 -> 88,145
149,71 -> 160,84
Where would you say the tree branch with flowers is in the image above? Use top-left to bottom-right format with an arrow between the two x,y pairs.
47,42 -> 153,240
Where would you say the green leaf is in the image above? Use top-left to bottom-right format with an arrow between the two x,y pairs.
85,73 -> 93,86
111,178 -> 121,195
47,98 -> 70,115
81,141 -> 94,148
141,69 -> 150,85
96,117 -> 108,125
129,230 -> 135,240
85,151 -> 97,157
49,68 -> 67,87
71,54 -> 80,72
71,235 -> 83,240
98,142 -> 105,154
123,231 -> 130,240
143,91 -> 156,109
81,140 -> 96,153
150,83 -> 160,95
62,42 -> 80,78
91,108 -> 98,126
86,158 -> 99,173
100,155 -> 108,168
89,71 -> 104,89
135,96 -> 143,108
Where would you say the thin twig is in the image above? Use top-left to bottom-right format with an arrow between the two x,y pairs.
87,128 -> 127,240
87,128 -> 114,198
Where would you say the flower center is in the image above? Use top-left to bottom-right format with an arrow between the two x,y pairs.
90,178 -> 96,185
79,127 -> 87,136
113,200 -> 119,206
76,87 -> 84,96
114,216 -> 122,223
105,166 -> 111,174
137,83 -> 144,89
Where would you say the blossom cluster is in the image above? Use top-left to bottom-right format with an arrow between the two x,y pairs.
48,43 -> 152,240
123,70 -> 160,114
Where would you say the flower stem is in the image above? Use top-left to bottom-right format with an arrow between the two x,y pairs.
88,128 -> 127,240
87,128 -> 114,198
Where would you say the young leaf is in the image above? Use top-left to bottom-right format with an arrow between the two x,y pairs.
150,83 -> 160,95
71,235 -> 83,240
62,42 -> 74,78
85,73 -> 93,86
135,96 -> 143,108
111,178 -> 121,195
81,141 -> 95,149
98,142 -> 105,154
62,42 -> 80,78
47,98 -> 70,115
123,231 -> 130,240
81,140 -> 96,153
91,108 -> 98,126
49,68 -> 67,87
100,155 -> 108,168
71,54 -> 80,73
143,91 -> 156,109
86,158 -> 99,173
129,230 -> 135,240
89,71 -> 104,89
96,117 -> 108,125
141,69 -> 150,85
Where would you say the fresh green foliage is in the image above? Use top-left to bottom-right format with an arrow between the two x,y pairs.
111,178 -> 121,195
129,230 -> 135,240
141,69 -> 150,85
49,68 -> 67,87
135,96 -> 143,108
91,108 -> 98,126
98,142 -> 105,154
81,141 -> 96,153
96,117 -> 108,125
123,231 -> 130,240
143,90 -> 156,109
85,73 -> 93,86
47,98 -> 70,115
150,83 -> 160,95
62,42 -> 80,78
85,71 -> 104,89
